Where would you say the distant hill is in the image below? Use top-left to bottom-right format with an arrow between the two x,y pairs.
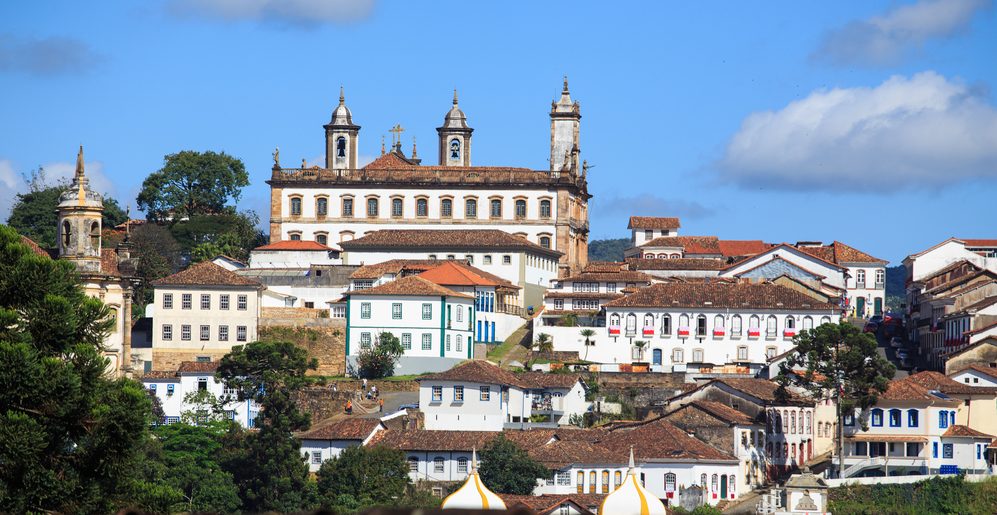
588,238 -> 630,262
886,265 -> 905,298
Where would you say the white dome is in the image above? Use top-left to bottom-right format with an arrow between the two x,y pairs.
441,450 -> 506,511
598,450 -> 667,515
328,86 -> 355,126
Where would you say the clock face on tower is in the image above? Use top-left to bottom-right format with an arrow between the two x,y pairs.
450,139 -> 460,160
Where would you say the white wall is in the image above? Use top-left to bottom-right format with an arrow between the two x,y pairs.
420,380 -> 508,431
142,374 -> 256,428
153,286 -> 260,351
347,294 -> 474,361
950,368 -> 997,387
642,462 -> 742,505
249,249 -> 341,268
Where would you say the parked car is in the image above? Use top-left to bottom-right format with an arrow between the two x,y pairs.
890,337 -> 904,348
397,403 -> 419,410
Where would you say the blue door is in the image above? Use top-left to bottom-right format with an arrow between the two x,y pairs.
652,349 -> 662,365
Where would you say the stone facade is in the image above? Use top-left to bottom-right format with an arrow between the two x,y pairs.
258,319 -> 346,377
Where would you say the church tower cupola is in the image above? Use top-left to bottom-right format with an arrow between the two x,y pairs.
550,76 -> 581,173
437,89 -> 473,167
324,86 -> 361,170
57,145 -> 104,273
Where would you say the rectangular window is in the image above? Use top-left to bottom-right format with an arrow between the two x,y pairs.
422,334 -> 432,350
408,458 -> 418,472
182,293 -> 192,310
737,346 -> 748,360
906,442 -> 920,457
181,324 -> 191,341
432,386 -> 442,402
367,198 -> 378,218
162,324 -> 173,341
311,451 -> 322,465
454,385 -> 464,402
360,332 -> 372,349
361,302 -> 372,319
553,299 -> 564,310
220,294 -> 230,310
402,333 -> 412,350
456,306 -> 463,322
200,294 -> 210,310
483,255 -> 492,265
943,443 -> 953,459
465,199 -> 477,218
392,303 -> 402,319
933,442 -> 938,458
606,282 -> 617,292
490,199 -> 502,218
237,326 -> 247,342
889,410 -> 901,427
446,335 -> 451,352
503,255 -> 511,265
844,413 -> 855,426
457,458 -> 468,474
219,325 -> 229,341
200,325 -> 210,341
163,293 -> 173,309
342,197 -> 354,217
237,295 -> 247,310
434,458 -> 444,473
871,410 -> 883,427
422,303 -> 432,320
441,199 -> 453,218
480,386 -> 490,401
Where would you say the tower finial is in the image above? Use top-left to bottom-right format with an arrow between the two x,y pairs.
472,447 -> 478,472
75,144 -> 85,179
339,85 -> 345,105
381,135 -> 386,155
412,136 -> 418,158
563,75 -> 569,93
453,88 -> 458,106
628,446 -> 635,470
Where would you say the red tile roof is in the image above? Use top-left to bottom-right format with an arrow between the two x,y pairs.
501,494 -> 604,515
583,261 -> 627,273
879,377 -> 950,402
558,270 -> 653,283
600,418 -> 737,462
628,216 -> 681,230
255,240 -> 333,251
516,372 -> 582,389
152,261 -> 262,288
669,401 -> 758,426
418,260 -> 516,289
347,275 -> 471,299
905,370 -> 997,395
951,364 -> 997,382
18,235 -> 51,258
340,229 -> 562,257
625,258 -> 728,271
418,359 -> 524,387
543,291 -> 624,300
794,241 -> 887,265
943,425 -> 994,439
603,281 -> 836,310
349,259 -> 441,280
297,418 -> 383,441
140,370 -> 180,380
718,240 -> 770,257
962,239 -> 997,247
642,236 -> 720,254
177,361 -> 220,374
712,378 -> 810,404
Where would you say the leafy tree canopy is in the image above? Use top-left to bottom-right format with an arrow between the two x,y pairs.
588,238 -> 630,262
317,445 -> 411,510
0,224 -> 153,514
137,150 -> 249,222
356,331 -> 405,379
477,434 -> 549,495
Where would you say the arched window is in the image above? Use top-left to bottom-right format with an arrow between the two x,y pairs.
908,409 -> 919,427
696,314 -> 707,337
62,220 -> 71,248
643,313 -> 654,329
441,198 -> 453,218
664,473 -> 676,493
609,313 -> 620,327
889,408 -> 901,427
316,234 -> 328,246
601,470 -> 610,493
766,315 -> 778,337
731,315 -> 742,336
336,136 -> 347,158
289,232 -> 301,241
391,198 -> 403,218
316,197 -> 328,216
803,316 -> 813,330
820,315 -> 831,324
871,408 -> 883,427
625,313 -> 637,334
515,199 -> 527,218
786,316 -> 796,329
714,315 -> 725,332
857,269 -> 866,285
711,474 -> 718,492
540,199 -> 552,218
657,253 -> 667,258
450,138 -> 461,160
89,221 -> 100,249
876,269 -> 885,285
661,314 -> 671,335
539,236 -> 551,249
457,457 -> 468,474
465,198 -> 477,218
588,471 -> 597,494
729,475 -> 735,497
679,314 -> 690,333
791,411 -> 797,434
576,471 -> 584,494
700,473 -> 707,489
615,470 -> 623,487
490,199 -> 502,218
290,197 -> 302,216
366,198 -> 378,217
817,421 -> 823,438
749,315 -> 760,332
692,348 -> 704,362
416,198 -> 428,217
805,411 -> 812,433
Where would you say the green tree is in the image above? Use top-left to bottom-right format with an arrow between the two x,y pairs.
170,211 -> 265,262
633,340 -> 648,362
587,238 -> 630,262
153,422 -> 241,513
356,331 -> 405,379
7,182 -> 127,249
775,322 -> 895,478
316,445 -> 410,510
180,389 -> 231,425
534,332 -> 553,363
477,434 -> 549,495
129,222 -> 183,316
0,224 -> 153,514
137,150 -> 249,222
580,328 -> 596,362
216,340 -> 318,512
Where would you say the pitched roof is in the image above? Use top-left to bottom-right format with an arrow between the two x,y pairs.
349,259 -> 441,280
255,240 -> 334,251
340,229 -> 562,256
297,418 -> 383,441
528,439 -> 620,468
558,270 -> 653,283
943,425 -> 995,439
628,216 -> 681,230
962,239 -> 997,247
712,378 -> 810,404
600,418 -> 737,462
177,361 -> 220,374
879,377 -> 951,402
152,261 -> 262,288
516,372 -> 582,389
418,359 -> 524,387
669,401 -> 757,426
603,281 -> 836,310
642,236 -> 720,254
140,370 -> 180,380
951,364 -> 997,382
347,275 -> 471,299
500,494 -> 604,515
718,240 -> 770,257
905,370 -> 997,395
370,429 -> 496,452
418,260 -> 517,288
583,261 -> 627,273
18,235 -> 51,258
795,241 -> 887,264
625,257 -> 728,271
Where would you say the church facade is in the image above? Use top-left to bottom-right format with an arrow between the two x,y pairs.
266,80 -> 591,276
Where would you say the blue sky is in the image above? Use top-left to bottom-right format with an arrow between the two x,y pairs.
2,0 -> 996,263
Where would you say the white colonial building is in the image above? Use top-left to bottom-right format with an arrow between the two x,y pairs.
141,361 -> 258,428
151,262 -> 263,369
541,263 -> 653,327
298,418 -> 385,472
344,275 -> 474,374
417,360 -> 590,431
266,81 -> 590,277
248,239 -> 341,267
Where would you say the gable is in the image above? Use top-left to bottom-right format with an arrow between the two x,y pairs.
735,259 -> 823,281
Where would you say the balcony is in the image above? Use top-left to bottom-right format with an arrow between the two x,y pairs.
531,395 -> 564,415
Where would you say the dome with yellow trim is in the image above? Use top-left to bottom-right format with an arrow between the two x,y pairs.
598,448 -> 667,515
441,449 -> 506,511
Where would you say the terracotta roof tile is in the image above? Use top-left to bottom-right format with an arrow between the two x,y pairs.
712,378 -> 810,404
418,359 -> 524,387
794,241 -> 887,264
255,240 -> 333,251
349,259 -> 441,280
558,270 -> 653,283
177,361 -> 220,374
951,364 -> 997,381
18,235 -> 51,259
100,249 -> 121,276
347,275 -> 471,298
340,229 -> 562,257
297,418 -> 383,441
627,216 -> 681,230
603,282 -> 837,310
641,236 -> 720,254
140,370 -> 179,380
583,261 -> 627,273
528,439 -> 619,468
905,370 -> 997,395
961,239 -> 997,247
879,377 -> 945,401
718,240 -> 770,257
152,261 -> 262,288
418,260 -> 517,289
543,292 -> 625,300
516,372 -> 582,389
501,493 -> 605,514
369,429 -> 496,452
670,401 -> 757,426
601,418 -> 736,462
625,258 -> 728,271
943,425 -> 994,438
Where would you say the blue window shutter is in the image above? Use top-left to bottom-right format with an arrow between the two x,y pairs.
933,442 -> 938,458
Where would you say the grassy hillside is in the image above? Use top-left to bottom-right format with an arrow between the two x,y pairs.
588,238 -> 630,262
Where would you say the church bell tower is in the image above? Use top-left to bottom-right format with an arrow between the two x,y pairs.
550,76 -> 581,173
325,87 -> 361,170
57,145 -> 104,274
437,90 -> 473,167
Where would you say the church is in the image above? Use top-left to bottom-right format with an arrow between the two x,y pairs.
266,79 -> 591,277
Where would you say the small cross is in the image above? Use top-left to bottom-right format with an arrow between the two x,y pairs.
389,124 -> 405,146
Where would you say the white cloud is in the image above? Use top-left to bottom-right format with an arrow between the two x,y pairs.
169,0 -> 376,26
0,158 -> 117,221
719,71 -> 997,190
0,160 -> 25,221
0,33 -> 103,76
814,0 -> 991,65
